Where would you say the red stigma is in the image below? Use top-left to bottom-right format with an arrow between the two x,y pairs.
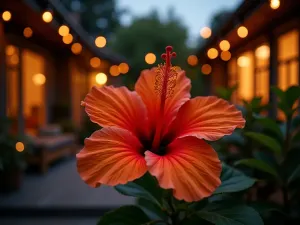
161,45 -> 176,66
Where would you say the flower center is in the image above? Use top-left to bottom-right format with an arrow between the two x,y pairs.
151,46 -> 177,151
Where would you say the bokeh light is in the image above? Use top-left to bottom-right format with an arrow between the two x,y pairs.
110,65 -> 120,76
58,25 -> 70,36
201,64 -> 212,75
6,45 -> 16,56
71,43 -> 82,55
255,45 -> 270,59
270,0 -> 280,9
42,11 -> 53,23
187,55 -> 198,66
207,48 -> 218,59
90,57 -> 101,68
221,51 -> 231,61
23,27 -> 33,38
237,56 -> 250,67
219,40 -> 230,51
95,36 -> 106,48
2,11 -> 11,21
237,26 -> 248,38
16,142 -> 24,152
32,73 -> 46,85
10,55 -> 19,65
200,27 -> 212,39
95,73 -> 107,85
63,33 -> 73,44
145,53 -> 156,64
118,63 -> 129,74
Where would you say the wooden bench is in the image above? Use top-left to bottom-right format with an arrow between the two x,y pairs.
26,134 -> 77,174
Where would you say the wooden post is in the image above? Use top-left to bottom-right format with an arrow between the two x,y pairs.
18,48 -> 25,135
0,22 -> 7,117
269,33 -> 278,119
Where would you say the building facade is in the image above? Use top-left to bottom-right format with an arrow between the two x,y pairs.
196,0 -> 300,119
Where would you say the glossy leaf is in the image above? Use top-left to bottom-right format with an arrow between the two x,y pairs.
285,86 -> 300,108
137,198 -> 168,221
115,172 -> 163,206
288,165 -> 300,185
245,132 -> 282,154
255,117 -> 283,142
235,158 -> 279,178
97,205 -> 150,225
195,203 -> 263,225
214,163 -> 255,194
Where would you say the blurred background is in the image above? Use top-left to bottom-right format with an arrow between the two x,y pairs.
0,0 -> 299,224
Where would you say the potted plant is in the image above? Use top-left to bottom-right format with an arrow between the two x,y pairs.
0,117 -> 29,193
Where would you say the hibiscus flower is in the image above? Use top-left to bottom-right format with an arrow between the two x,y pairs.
77,46 -> 245,202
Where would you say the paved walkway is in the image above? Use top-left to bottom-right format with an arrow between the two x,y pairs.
0,156 -> 135,225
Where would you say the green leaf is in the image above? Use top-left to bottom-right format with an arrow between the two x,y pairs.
235,158 -> 279,178
115,173 -> 163,206
97,205 -> 150,225
255,117 -> 284,141
196,203 -> 263,225
288,165 -> 300,185
137,198 -> 168,221
271,86 -> 285,100
285,86 -> 300,108
244,132 -> 282,154
214,163 -> 255,194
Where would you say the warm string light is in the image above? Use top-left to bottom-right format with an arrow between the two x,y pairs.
63,33 -> 73,44
201,64 -> 212,75
95,36 -> 106,48
237,26 -> 248,38
2,11 -> 11,21
109,65 -> 120,76
221,51 -> 231,61
15,142 -> 25,152
145,53 -> 156,64
219,40 -> 230,51
118,63 -> 129,74
187,55 -> 198,66
270,0 -> 280,9
207,48 -> 218,59
71,43 -> 82,55
90,57 -> 101,68
58,25 -> 70,36
237,56 -> 250,67
200,27 -> 212,39
32,73 -> 46,85
42,11 -> 53,23
95,73 -> 107,85
23,27 -> 33,38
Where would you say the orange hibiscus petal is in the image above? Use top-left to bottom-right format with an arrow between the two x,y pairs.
77,127 -> 147,187
82,86 -> 148,138
145,136 -> 221,202
135,68 -> 191,136
169,96 -> 245,141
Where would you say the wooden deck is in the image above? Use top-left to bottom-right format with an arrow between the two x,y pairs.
0,156 -> 135,225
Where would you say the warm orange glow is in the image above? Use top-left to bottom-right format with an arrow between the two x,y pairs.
10,55 -> 19,65
200,27 -> 212,39
207,48 -> 218,59
42,11 -> 53,23
95,73 -> 107,85
237,56 -> 250,67
118,63 -> 129,74
71,43 -> 82,55
145,53 -> 156,64
23,27 -> 33,38
110,65 -> 120,76
237,26 -> 248,38
2,11 -> 11,21
201,64 -> 212,75
90,57 -> 101,68
16,142 -> 24,152
32,73 -> 46,85
58,25 -> 70,36
270,0 -> 280,9
221,51 -> 231,61
6,45 -> 16,56
255,45 -> 270,59
95,36 -> 106,48
63,34 -> 73,44
219,40 -> 230,51
187,55 -> 198,66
